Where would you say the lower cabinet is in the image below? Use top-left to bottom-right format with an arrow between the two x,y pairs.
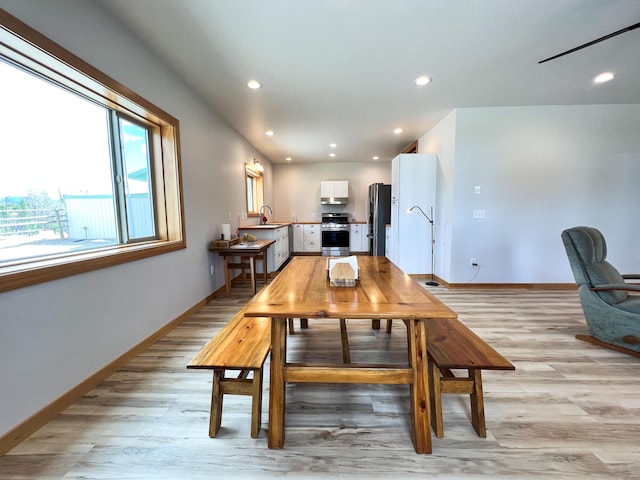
238,225 -> 290,272
293,224 -> 304,252
273,226 -> 290,269
303,224 -> 321,253
350,223 -> 368,253
292,224 -> 321,253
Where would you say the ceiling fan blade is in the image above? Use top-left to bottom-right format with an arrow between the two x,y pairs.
539,21 -> 640,64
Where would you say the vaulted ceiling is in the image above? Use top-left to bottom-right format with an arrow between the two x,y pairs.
99,0 -> 640,164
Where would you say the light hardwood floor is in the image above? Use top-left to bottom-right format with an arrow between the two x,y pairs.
1,284 -> 639,479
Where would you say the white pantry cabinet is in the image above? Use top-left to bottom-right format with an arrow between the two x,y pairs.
389,154 -> 436,274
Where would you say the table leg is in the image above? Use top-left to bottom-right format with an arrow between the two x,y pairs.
260,251 -> 269,285
249,257 -> 257,295
339,319 -> 351,364
223,256 -> 231,298
262,253 -> 268,285
406,319 -> 432,454
268,317 -> 287,449
469,369 -> 487,437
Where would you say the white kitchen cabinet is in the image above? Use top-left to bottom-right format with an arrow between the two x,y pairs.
238,224 -> 290,272
292,224 -> 304,252
320,180 -> 349,202
389,154 -> 436,274
303,224 -> 321,252
273,225 -> 290,269
349,223 -> 367,253
291,224 -> 321,253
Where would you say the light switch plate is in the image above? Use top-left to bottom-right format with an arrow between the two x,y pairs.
473,209 -> 486,219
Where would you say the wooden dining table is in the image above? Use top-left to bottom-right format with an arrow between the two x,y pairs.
243,255 -> 458,454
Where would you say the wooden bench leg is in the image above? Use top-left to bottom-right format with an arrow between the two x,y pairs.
288,318 -> 295,335
339,318 -> 351,364
386,319 -> 393,334
429,365 -> 487,438
208,368 -> 265,438
428,357 -> 444,438
371,319 -> 381,330
209,369 -> 224,437
469,369 -> 486,437
250,367 -> 264,438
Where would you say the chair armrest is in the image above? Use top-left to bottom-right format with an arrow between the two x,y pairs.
591,283 -> 640,293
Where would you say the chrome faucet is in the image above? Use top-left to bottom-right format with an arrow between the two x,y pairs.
259,205 -> 272,224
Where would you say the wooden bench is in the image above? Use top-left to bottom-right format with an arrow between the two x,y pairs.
426,317 -> 515,438
187,305 -> 271,438
375,317 -> 514,437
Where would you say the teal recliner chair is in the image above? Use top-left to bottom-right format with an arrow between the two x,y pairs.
561,226 -> 640,354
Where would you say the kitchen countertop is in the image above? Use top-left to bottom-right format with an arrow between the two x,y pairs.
239,221 -> 367,229
239,223 -> 292,229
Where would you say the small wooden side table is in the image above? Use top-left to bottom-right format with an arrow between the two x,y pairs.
210,239 -> 275,297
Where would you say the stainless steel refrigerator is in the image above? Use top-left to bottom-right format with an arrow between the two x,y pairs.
367,183 -> 391,256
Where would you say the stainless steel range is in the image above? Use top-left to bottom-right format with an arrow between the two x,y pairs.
321,213 -> 350,256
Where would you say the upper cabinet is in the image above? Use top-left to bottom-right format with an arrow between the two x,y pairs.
320,180 -> 349,204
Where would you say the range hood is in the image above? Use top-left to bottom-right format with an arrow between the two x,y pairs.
320,196 -> 349,205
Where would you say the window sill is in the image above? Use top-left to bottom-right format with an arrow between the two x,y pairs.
0,239 -> 186,293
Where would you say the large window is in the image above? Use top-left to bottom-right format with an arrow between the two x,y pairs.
0,11 -> 185,293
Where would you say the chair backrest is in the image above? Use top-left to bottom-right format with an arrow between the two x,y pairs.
561,226 -> 628,305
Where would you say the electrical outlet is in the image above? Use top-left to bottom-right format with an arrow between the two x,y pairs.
470,258 -> 478,267
210,264 -> 215,275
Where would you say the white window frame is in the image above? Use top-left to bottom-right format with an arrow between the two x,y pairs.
0,10 -> 186,293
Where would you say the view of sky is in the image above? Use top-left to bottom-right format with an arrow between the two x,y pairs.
0,59 -> 148,201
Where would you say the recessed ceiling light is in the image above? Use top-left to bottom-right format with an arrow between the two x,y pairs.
247,79 -> 262,89
372,156 -> 379,160
285,157 -> 292,161
329,143 -> 337,148
594,72 -> 615,84
394,128 -> 403,135
329,153 -> 336,157
415,75 -> 431,86
265,130 -> 275,136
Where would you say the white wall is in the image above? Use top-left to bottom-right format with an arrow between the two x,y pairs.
273,162 -> 391,223
0,0 -> 270,437
420,105 -> 640,284
419,111 -> 457,281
